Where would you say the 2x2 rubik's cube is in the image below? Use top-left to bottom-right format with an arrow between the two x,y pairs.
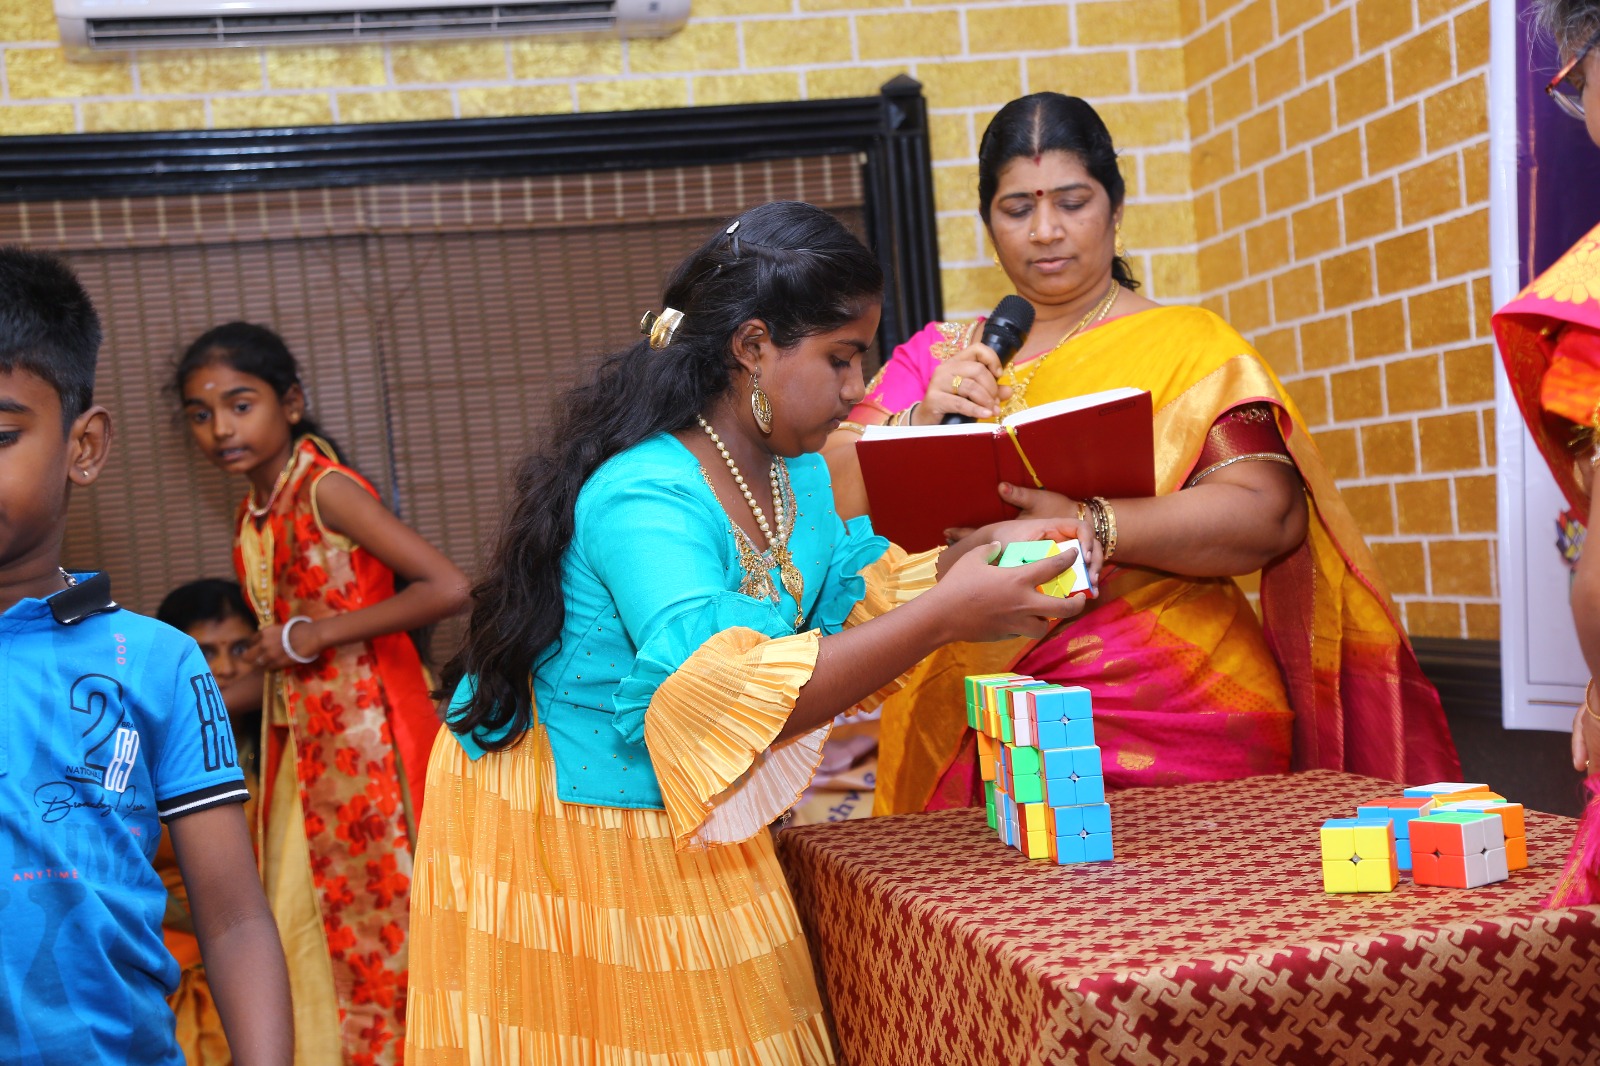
1320,781 -> 1528,893
967,672 -> 1113,865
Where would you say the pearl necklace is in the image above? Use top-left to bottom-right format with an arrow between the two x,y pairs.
697,416 -> 805,629
697,415 -> 787,546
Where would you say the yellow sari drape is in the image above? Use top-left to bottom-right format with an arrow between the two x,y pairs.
874,305 -> 1460,813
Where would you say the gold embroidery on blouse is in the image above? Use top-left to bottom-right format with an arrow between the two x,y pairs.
929,320 -> 972,361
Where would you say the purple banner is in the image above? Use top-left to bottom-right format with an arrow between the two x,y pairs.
1517,1 -> 1600,283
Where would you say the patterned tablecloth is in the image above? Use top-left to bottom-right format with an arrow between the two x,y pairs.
774,770 -> 1600,1065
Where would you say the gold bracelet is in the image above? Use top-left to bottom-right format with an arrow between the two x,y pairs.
1586,679 -> 1600,724
835,420 -> 866,436
1092,496 -> 1118,560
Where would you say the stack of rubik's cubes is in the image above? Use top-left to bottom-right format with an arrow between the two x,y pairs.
1320,781 -> 1528,893
966,673 -> 1114,865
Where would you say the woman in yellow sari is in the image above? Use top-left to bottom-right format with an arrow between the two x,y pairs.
826,93 -> 1461,811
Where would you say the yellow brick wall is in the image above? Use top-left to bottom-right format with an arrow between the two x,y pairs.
0,0 -> 1198,312
1180,0 -> 1495,639
0,0 -> 1499,636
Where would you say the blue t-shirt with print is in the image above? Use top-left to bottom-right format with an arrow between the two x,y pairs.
0,574 -> 250,1065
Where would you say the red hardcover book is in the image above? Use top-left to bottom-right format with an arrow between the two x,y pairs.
856,387 -> 1155,551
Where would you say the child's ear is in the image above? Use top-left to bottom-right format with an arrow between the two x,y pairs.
729,319 -> 771,376
67,405 -> 113,487
282,383 -> 306,425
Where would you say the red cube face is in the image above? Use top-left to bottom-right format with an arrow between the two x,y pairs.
1410,817 -> 1463,857
1412,849 -> 1470,888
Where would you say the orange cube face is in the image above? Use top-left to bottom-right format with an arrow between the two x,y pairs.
1505,835 -> 1528,871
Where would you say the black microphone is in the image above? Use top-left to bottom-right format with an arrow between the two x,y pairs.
940,294 -> 1035,425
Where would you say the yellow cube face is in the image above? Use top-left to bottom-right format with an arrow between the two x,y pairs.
1023,831 -> 1052,860
1320,825 -> 1355,862
1322,859 -> 1359,893
1353,856 -> 1398,892
1352,823 -> 1393,860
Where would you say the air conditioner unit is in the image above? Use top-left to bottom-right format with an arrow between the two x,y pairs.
55,0 -> 689,52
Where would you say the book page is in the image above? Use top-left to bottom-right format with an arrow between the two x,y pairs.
859,420 -> 996,441
1001,387 -> 1146,427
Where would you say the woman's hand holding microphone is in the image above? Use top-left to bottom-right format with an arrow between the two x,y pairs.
915,338 -> 1013,424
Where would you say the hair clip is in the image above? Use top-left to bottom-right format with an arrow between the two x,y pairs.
639,307 -> 685,350
725,219 -> 741,259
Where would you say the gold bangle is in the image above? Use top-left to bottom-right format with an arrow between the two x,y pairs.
1092,496 -> 1118,560
835,420 -> 867,436
1586,679 -> 1600,724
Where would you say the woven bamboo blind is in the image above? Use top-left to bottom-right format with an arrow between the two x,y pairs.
2,155 -> 866,660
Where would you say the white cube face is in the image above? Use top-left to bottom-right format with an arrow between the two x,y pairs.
1485,847 -> 1510,884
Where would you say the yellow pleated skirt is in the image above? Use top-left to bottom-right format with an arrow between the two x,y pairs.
405,724 -> 835,1066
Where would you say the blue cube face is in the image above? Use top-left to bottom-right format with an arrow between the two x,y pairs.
1050,804 -> 1086,837
1080,802 -> 1112,834
1045,774 -> 1105,806
1035,717 -> 1095,750
1033,685 -> 1093,722
1070,745 -> 1103,776
1055,834 -> 1086,864
1081,831 -> 1114,862
1395,837 -> 1412,870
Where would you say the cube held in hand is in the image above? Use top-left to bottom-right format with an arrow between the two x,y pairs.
991,539 -> 1094,599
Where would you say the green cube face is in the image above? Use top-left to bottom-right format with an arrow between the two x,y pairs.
996,540 -> 1057,568
1009,745 -> 1042,776
1012,774 -> 1044,804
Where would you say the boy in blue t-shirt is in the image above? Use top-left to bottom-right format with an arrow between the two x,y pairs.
0,247 -> 292,1065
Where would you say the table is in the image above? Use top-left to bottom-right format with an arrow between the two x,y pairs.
775,770 -> 1600,1065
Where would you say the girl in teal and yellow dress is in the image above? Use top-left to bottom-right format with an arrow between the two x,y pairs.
405,200 -> 1097,1064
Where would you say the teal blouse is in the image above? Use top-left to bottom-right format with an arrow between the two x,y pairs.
448,433 -> 887,810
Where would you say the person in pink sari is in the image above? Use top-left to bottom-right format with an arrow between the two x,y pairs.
826,95 -> 1459,815
1494,0 -> 1600,907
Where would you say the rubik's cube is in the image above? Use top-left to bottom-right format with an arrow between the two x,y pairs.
1402,782 -> 1503,803
1320,817 -> 1400,893
992,539 -> 1093,600
1355,796 -> 1437,871
1410,811 -> 1510,888
1436,800 -> 1527,871
969,673 -> 1113,865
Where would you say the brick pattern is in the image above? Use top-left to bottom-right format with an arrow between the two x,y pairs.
1180,0 -> 1495,639
0,0 -> 1197,309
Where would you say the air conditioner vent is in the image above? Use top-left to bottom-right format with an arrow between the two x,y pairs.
56,0 -> 686,52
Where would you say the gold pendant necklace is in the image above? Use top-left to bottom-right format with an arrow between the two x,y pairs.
1001,280 -> 1120,416
696,417 -> 805,630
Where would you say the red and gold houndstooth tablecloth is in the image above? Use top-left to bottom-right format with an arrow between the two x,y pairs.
774,770 -> 1600,1065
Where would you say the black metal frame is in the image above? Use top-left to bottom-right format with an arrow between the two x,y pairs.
0,73 -> 942,350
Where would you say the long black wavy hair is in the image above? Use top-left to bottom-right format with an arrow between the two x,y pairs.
173,321 -> 345,460
445,200 -> 884,748
977,92 -> 1140,291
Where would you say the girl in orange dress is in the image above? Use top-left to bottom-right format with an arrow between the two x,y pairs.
177,323 -> 469,1065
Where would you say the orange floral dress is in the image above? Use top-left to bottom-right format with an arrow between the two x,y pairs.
237,437 -> 439,1065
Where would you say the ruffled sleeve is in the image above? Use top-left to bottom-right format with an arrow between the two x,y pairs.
640,618 -> 826,848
